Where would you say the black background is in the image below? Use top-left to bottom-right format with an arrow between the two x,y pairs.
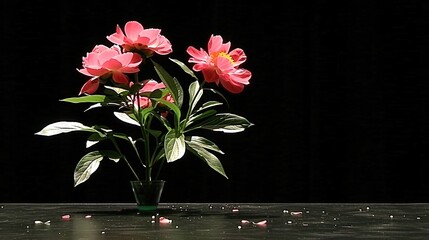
2,0 -> 429,203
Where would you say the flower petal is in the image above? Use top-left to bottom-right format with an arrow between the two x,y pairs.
79,78 -> 100,95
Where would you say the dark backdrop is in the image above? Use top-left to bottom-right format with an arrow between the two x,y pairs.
2,0 -> 428,203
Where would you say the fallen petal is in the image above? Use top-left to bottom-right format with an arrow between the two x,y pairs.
159,216 -> 172,224
255,220 -> 267,225
290,211 -> 303,216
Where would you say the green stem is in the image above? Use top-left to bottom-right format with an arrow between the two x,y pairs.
111,137 -> 140,181
142,116 -> 152,181
154,157 -> 165,180
131,73 -> 153,181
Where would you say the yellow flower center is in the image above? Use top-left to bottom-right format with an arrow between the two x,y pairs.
212,52 -> 234,64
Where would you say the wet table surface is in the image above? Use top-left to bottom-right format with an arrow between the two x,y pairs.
1,203 -> 428,239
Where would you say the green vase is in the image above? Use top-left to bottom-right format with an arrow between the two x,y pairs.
130,180 -> 165,212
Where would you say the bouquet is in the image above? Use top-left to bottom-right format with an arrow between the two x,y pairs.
36,20 -> 253,187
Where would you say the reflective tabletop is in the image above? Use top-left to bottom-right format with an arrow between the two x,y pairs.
1,203 -> 428,239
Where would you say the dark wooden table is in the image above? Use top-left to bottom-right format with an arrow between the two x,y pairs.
1,203 -> 428,239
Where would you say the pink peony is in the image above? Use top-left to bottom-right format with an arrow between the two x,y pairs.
186,35 -> 251,93
78,45 -> 142,95
107,21 -> 172,57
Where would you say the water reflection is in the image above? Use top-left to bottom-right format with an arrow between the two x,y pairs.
1,203 -> 428,239
71,214 -> 100,240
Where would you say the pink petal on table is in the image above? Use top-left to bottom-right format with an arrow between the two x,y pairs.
241,220 -> 250,224
290,211 -> 303,216
159,216 -> 172,224
61,214 -> 71,220
255,220 -> 267,225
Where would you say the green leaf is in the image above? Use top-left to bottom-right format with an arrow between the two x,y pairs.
147,89 -> 164,99
35,121 -> 99,136
186,142 -> 228,179
73,150 -> 121,187
198,113 -> 254,133
189,80 -> 203,113
186,136 -> 224,154
184,101 -> 223,128
151,59 -> 183,108
147,128 -> 163,138
104,85 -> 129,95
113,112 -> 140,126
156,98 -> 181,127
112,132 -> 131,141
186,109 -> 217,128
169,58 -> 198,80
86,133 -> 107,148
164,129 -> 185,162
84,103 -> 103,112
197,101 -> 223,112
61,95 -> 106,104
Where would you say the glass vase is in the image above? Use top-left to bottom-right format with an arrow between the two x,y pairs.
130,180 -> 165,212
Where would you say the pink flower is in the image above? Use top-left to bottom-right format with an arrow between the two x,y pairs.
107,21 -> 172,57
78,45 -> 142,95
187,35 -> 251,94
139,80 -> 166,93
131,80 -> 173,109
